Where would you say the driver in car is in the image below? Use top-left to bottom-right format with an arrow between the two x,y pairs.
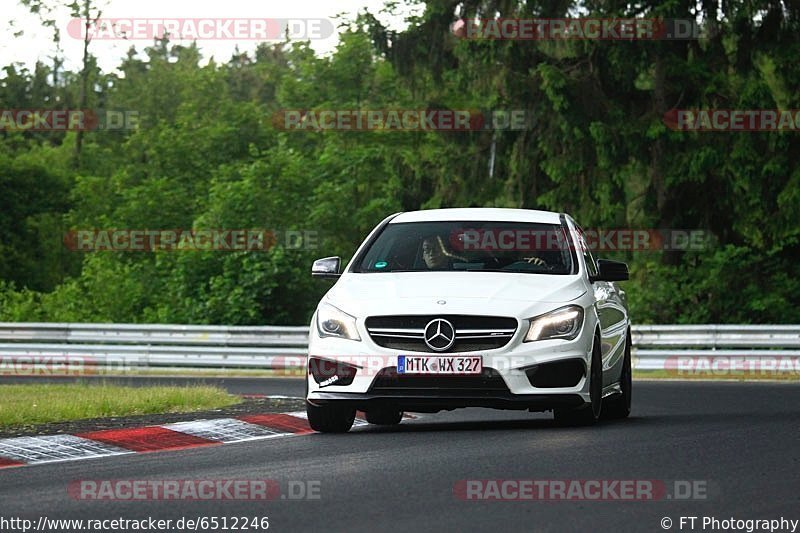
422,235 -> 466,269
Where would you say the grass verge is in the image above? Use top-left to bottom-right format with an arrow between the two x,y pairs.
634,370 -> 800,381
0,383 -> 241,428
118,367 -> 305,378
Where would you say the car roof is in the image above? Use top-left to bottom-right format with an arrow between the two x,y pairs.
389,208 -> 564,225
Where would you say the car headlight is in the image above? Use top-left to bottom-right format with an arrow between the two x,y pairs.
524,306 -> 584,342
316,302 -> 361,341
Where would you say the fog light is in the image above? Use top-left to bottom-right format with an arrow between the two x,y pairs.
308,357 -> 357,387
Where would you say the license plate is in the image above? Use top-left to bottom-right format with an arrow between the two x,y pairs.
397,355 -> 482,375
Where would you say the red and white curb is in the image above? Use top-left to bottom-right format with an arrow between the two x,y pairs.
0,411 -> 416,469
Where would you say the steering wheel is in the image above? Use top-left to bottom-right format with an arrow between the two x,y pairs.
523,256 -> 547,266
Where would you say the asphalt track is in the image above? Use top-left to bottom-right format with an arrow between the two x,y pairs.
0,381 -> 798,533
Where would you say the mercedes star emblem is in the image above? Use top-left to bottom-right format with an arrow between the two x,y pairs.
424,318 -> 456,351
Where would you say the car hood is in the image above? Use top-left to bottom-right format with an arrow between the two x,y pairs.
325,272 -> 587,318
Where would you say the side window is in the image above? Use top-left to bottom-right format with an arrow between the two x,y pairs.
575,226 -> 598,278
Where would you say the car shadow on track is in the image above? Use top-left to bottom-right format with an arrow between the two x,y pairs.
337,414 -> 651,434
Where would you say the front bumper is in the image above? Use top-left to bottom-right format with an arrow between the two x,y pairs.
306,315 -> 596,412
308,390 -> 584,413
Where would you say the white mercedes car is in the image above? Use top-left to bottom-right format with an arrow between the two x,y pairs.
305,208 -> 631,432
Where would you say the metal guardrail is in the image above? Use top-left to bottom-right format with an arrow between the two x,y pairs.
0,323 -> 308,371
631,325 -> 800,372
0,323 -> 309,346
0,323 -> 798,373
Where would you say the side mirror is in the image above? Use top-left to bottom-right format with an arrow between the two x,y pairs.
591,259 -> 629,282
312,256 -> 341,279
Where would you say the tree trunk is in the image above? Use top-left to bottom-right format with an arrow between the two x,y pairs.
74,0 -> 92,168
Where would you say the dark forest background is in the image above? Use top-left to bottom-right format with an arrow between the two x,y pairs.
1,0 -> 798,325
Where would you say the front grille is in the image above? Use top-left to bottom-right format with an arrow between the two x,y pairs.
369,367 -> 509,394
365,315 -> 518,353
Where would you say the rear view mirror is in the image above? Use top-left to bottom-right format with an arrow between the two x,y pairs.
312,257 -> 341,279
591,259 -> 629,282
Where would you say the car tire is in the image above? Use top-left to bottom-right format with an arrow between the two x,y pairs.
602,330 -> 632,420
553,335 -> 602,426
306,401 -> 356,433
365,407 -> 403,425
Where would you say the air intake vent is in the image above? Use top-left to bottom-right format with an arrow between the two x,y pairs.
525,359 -> 586,388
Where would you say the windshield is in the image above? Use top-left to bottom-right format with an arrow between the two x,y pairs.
354,221 -> 574,274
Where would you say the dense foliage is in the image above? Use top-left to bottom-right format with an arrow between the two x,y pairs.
1,0 -> 798,325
